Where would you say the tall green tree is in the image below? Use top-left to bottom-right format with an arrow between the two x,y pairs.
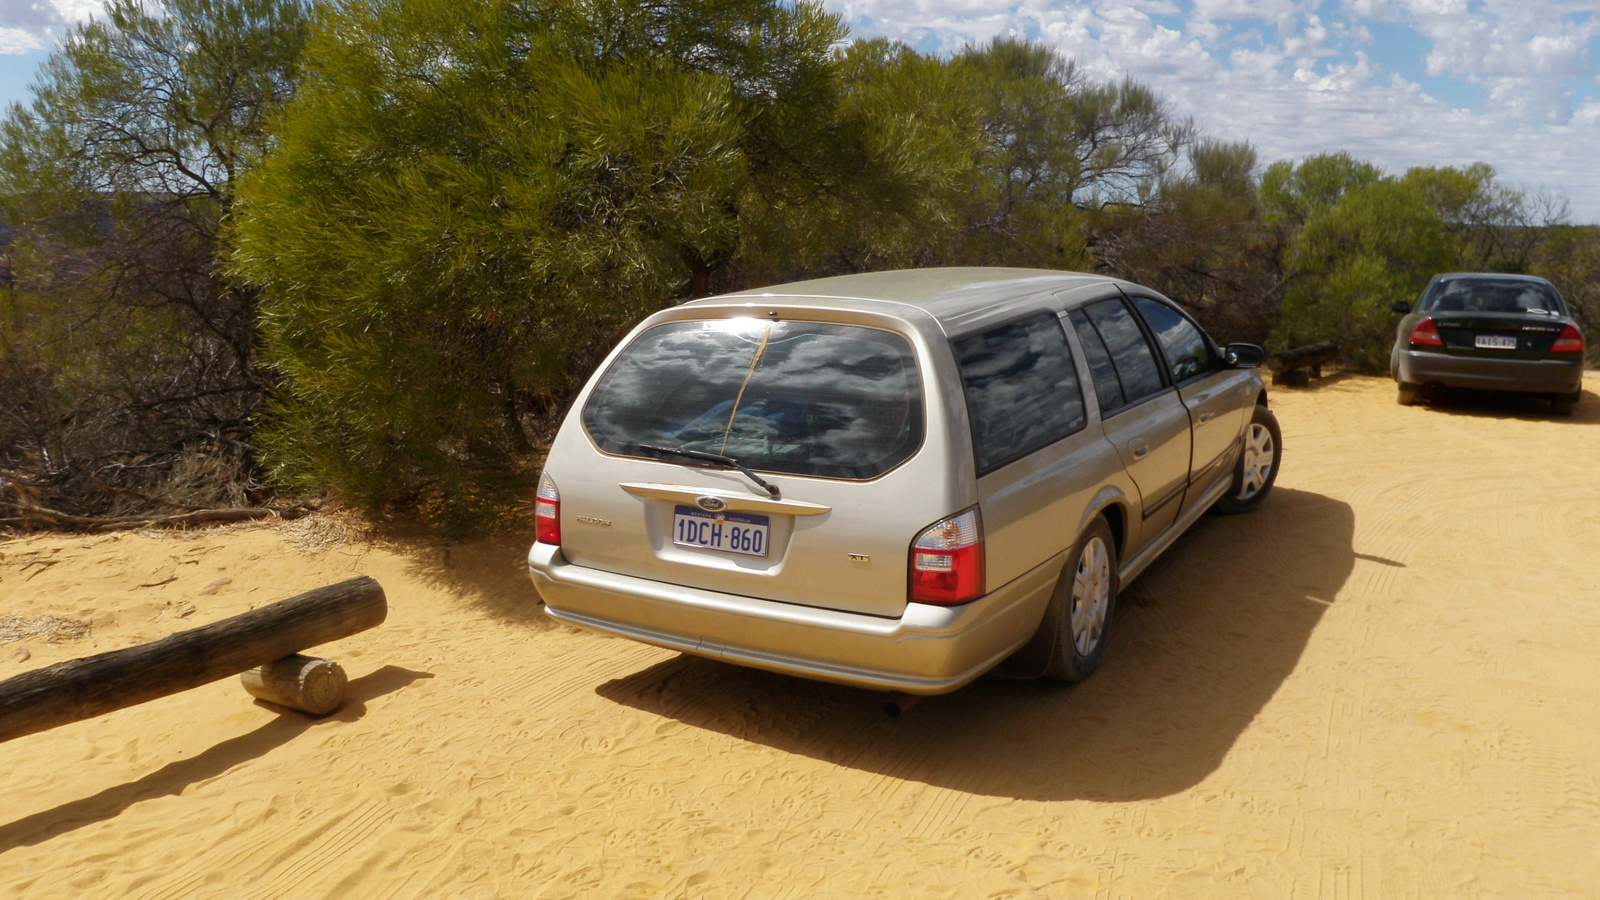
0,0 -> 309,517
1401,163 -> 1552,273
737,37 -> 980,276
1258,152 -> 1382,227
949,37 -> 1189,268
1532,224 -> 1600,365
1273,170 -> 1453,368
1102,139 -> 1282,344
229,0 -> 846,531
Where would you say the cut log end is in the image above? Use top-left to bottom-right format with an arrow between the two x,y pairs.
241,654 -> 348,716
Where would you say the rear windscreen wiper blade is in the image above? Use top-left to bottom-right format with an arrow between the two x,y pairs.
637,444 -> 781,499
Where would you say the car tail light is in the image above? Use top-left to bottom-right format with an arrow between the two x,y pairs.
535,472 -> 560,546
1408,317 -> 1443,348
909,508 -> 984,605
1552,324 -> 1584,353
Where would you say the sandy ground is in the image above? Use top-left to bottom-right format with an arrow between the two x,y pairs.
3,374 -> 1599,898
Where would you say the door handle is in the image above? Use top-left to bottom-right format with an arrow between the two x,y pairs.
1129,438 -> 1151,460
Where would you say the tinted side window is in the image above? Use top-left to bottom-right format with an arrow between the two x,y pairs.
1083,300 -> 1165,404
1069,311 -> 1124,412
953,314 -> 1087,475
1131,296 -> 1218,383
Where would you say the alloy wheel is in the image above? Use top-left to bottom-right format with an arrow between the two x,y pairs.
1071,536 -> 1112,656
1238,423 -> 1275,499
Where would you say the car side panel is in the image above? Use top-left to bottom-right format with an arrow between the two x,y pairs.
1176,367 -> 1258,517
1098,389 -> 1193,552
976,424 -> 1130,607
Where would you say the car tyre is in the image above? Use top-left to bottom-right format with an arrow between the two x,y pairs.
1044,517 -> 1119,683
1213,404 -> 1282,515
1397,382 -> 1424,406
1551,392 -> 1577,416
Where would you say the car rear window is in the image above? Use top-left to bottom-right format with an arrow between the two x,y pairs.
953,314 -> 1087,475
583,319 -> 924,480
1425,279 -> 1566,314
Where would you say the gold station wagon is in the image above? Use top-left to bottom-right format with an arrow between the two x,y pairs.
527,268 -> 1281,694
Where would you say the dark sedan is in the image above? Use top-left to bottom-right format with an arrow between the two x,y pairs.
1390,273 -> 1586,415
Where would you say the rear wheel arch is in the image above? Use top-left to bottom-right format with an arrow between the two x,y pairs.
1096,501 -> 1128,561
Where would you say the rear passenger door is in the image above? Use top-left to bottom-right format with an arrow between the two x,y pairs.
1126,295 -> 1246,513
954,313 -> 1120,592
1069,299 -> 1193,549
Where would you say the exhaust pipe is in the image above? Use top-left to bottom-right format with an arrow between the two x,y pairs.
883,691 -> 922,716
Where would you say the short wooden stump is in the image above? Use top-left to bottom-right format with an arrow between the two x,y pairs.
241,654 -> 348,716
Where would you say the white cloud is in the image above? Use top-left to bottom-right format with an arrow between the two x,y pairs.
1124,0 -> 1182,14
0,0 -> 103,54
828,0 -> 1600,220
0,24 -> 47,53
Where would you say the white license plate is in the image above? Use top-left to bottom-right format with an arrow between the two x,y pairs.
671,506 -> 769,558
1475,334 -> 1518,350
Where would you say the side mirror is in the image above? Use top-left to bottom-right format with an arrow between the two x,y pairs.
1391,301 -> 1411,314
1224,343 -> 1264,369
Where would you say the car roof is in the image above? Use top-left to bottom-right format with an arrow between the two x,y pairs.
685,268 -> 1140,335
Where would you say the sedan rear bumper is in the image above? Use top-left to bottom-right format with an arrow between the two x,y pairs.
1396,349 -> 1583,395
527,542 -> 1056,694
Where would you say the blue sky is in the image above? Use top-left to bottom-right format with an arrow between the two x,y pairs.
4,0 -> 1599,221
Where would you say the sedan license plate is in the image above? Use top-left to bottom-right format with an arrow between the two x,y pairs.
671,506 -> 769,558
1475,334 -> 1518,350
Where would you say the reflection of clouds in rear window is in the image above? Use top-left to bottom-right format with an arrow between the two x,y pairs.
583,321 -> 923,479
954,315 -> 1086,474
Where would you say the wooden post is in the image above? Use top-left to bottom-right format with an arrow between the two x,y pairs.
0,576 -> 385,743
241,655 -> 349,716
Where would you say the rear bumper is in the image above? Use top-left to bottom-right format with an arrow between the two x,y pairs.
1396,350 -> 1583,395
527,542 -> 1055,695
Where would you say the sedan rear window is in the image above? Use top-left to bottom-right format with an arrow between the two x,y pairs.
1426,279 -> 1566,314
583,319 -> 923,480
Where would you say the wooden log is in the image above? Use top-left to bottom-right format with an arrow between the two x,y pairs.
241,655 -> 348,716
1267,341 -> 1339,375
0,576 -> 385,743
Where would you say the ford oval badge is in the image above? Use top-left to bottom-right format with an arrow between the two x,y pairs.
696,496 -> 727,512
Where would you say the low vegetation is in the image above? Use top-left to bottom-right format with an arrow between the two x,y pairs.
3,0 -> 1597,533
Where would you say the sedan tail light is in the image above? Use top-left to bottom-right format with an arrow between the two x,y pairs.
535,472 -> 561,546
1408,317 -> 1444,348
909,508 -> 984,605
1552,324 -> 1585,354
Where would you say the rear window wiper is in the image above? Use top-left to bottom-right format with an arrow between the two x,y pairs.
637,444 -> 781,499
